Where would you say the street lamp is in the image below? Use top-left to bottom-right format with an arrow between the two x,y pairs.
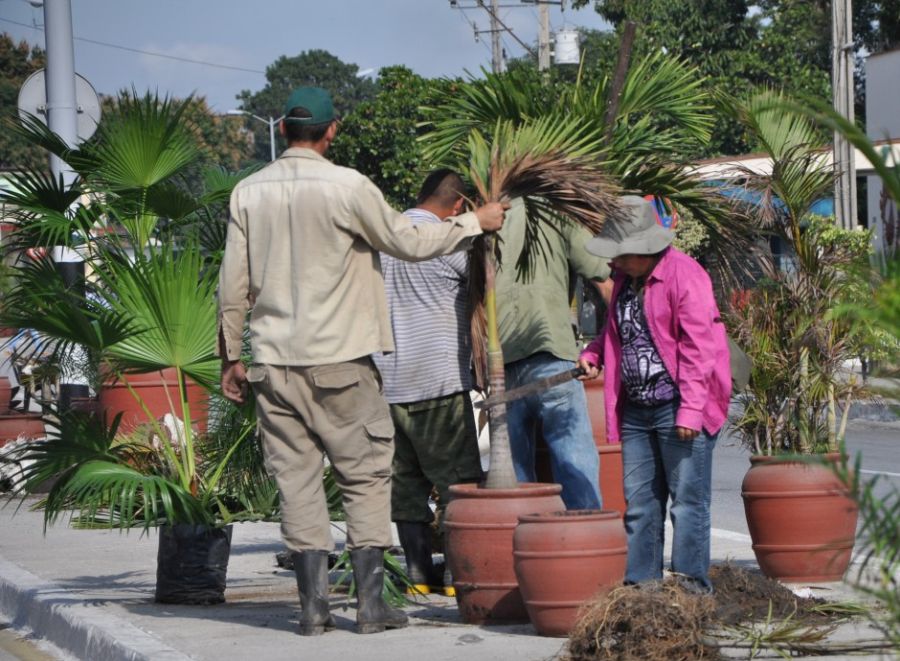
226,110 -> 284,162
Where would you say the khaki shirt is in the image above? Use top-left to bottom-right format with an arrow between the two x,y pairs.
218,147 -> 482,366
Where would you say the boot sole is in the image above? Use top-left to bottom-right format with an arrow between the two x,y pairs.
357,621 -> 409,634
299,618 -> 336,636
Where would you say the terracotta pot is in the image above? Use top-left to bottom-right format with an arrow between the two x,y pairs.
513,509 -> 626,637
742,453 -> 859,583
0,376 -> 11,414
0,412 -> 45,447
534,375 -> 627,517
597,444 -> 626,516
98,368 -> 208,434
444,482 -> 564,624
582,376 -> 607,444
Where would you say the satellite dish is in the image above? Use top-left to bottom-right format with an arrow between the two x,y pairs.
17,69 -> 102,143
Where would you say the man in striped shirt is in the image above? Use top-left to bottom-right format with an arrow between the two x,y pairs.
373,169 -> 483,596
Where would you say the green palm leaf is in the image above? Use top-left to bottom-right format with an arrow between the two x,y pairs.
0,256 -> 136,364
44,461 -> 210,530
98,244 -> 219,388
84,92 -> 200,191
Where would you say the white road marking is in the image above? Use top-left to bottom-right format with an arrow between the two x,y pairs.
860,469 -> 900,478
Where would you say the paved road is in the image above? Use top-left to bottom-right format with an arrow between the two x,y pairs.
0,624 -> 59,661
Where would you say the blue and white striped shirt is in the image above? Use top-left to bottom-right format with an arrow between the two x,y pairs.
372,208 -> 473,404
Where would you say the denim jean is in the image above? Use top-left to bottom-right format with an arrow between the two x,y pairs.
505,353 -> 602,510
620,399 -> 717,590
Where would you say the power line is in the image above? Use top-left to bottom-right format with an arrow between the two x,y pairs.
455,6 -> 494,57
0,16 -> 266,74
475,0 -> 536,57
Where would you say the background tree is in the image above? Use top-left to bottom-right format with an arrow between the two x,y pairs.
575,0 -> 900,153
572,0 -> 760,155
0,33 -> 46,171
329,66 -> 445,208
235,49 -> 377,162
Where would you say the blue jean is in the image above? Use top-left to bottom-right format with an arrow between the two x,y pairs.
620,399 -> 717,590
506,353 -> 602,510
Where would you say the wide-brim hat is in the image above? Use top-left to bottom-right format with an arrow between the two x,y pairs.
586,195 -> 674,258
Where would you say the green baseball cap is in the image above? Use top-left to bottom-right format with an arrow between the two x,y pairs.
283,87 -> 335,125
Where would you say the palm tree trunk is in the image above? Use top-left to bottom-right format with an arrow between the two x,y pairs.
482,235 -> 518,489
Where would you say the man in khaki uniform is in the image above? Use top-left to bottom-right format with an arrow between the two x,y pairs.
218,87 -> 506,636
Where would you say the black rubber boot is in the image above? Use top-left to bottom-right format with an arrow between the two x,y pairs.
292,551 -> 336,636
395,521 -> 439,595
350,547 -> 409,634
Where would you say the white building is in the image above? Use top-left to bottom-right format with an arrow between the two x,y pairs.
865,47 -> 900,257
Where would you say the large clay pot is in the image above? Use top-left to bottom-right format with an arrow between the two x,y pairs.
0,376 -> 11,414
0,412 -> 45,447
742,453 -> 858,583
513,509 -> 627,637
444,482 -> 564,624
582,376 -> 607,443
99,368 -> 208,434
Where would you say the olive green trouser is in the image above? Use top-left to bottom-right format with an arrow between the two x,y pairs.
248,358 -> 395,552
390,391 -> 483,523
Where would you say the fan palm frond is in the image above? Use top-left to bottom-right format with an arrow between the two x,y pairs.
6,112 -> 80,167
0,255 -> 136,365
98,243 -> 220,388
84,92 -> 201,192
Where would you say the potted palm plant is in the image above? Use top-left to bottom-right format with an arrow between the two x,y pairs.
726,91 -> 873,583
421,52 -> 753,624
1,92 -> 274,603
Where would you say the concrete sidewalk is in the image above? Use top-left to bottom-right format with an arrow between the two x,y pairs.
0,498 -> 894,661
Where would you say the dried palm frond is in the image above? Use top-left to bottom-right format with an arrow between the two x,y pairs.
465,117 -> 621,392
467,116 -> 621,230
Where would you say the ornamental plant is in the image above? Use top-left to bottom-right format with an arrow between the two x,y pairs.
725,91 -> 873,456
1,92 -> 272,530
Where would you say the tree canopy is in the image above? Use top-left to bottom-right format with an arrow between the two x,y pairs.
1,33 -> 47,171
571,0 -> 899,154
235,49 -> 377,163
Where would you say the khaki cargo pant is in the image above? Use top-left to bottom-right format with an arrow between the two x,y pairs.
247,358 -> 395,552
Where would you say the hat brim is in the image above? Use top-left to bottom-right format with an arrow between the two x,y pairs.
586,224 -> 674,258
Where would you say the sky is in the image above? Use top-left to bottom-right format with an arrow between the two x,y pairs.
1,0 -> 611,113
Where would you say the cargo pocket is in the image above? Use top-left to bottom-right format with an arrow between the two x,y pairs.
312,364 -> 363,426
364,415 -> 395,478
245,364 -> 267,398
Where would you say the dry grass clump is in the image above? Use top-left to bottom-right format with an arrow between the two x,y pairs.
709,563 -> 825,626
566,582 -> 717,661
564,563 -> 837,661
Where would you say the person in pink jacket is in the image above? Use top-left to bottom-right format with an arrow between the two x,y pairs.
577,195 -> 731,592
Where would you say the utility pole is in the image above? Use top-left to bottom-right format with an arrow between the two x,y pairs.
538,1 -> 551,71
43,0 -> 77,186
832,0 -> 857,230
490,0 -> 503,73
451,1 -> 541,71
43,0 -> 91,411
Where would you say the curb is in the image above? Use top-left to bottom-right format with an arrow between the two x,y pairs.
0,557 -> 190,661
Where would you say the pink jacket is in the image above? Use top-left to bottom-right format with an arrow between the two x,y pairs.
580,247 -> 732,442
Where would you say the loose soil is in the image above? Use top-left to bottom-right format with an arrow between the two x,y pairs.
564,563 -> 843,661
